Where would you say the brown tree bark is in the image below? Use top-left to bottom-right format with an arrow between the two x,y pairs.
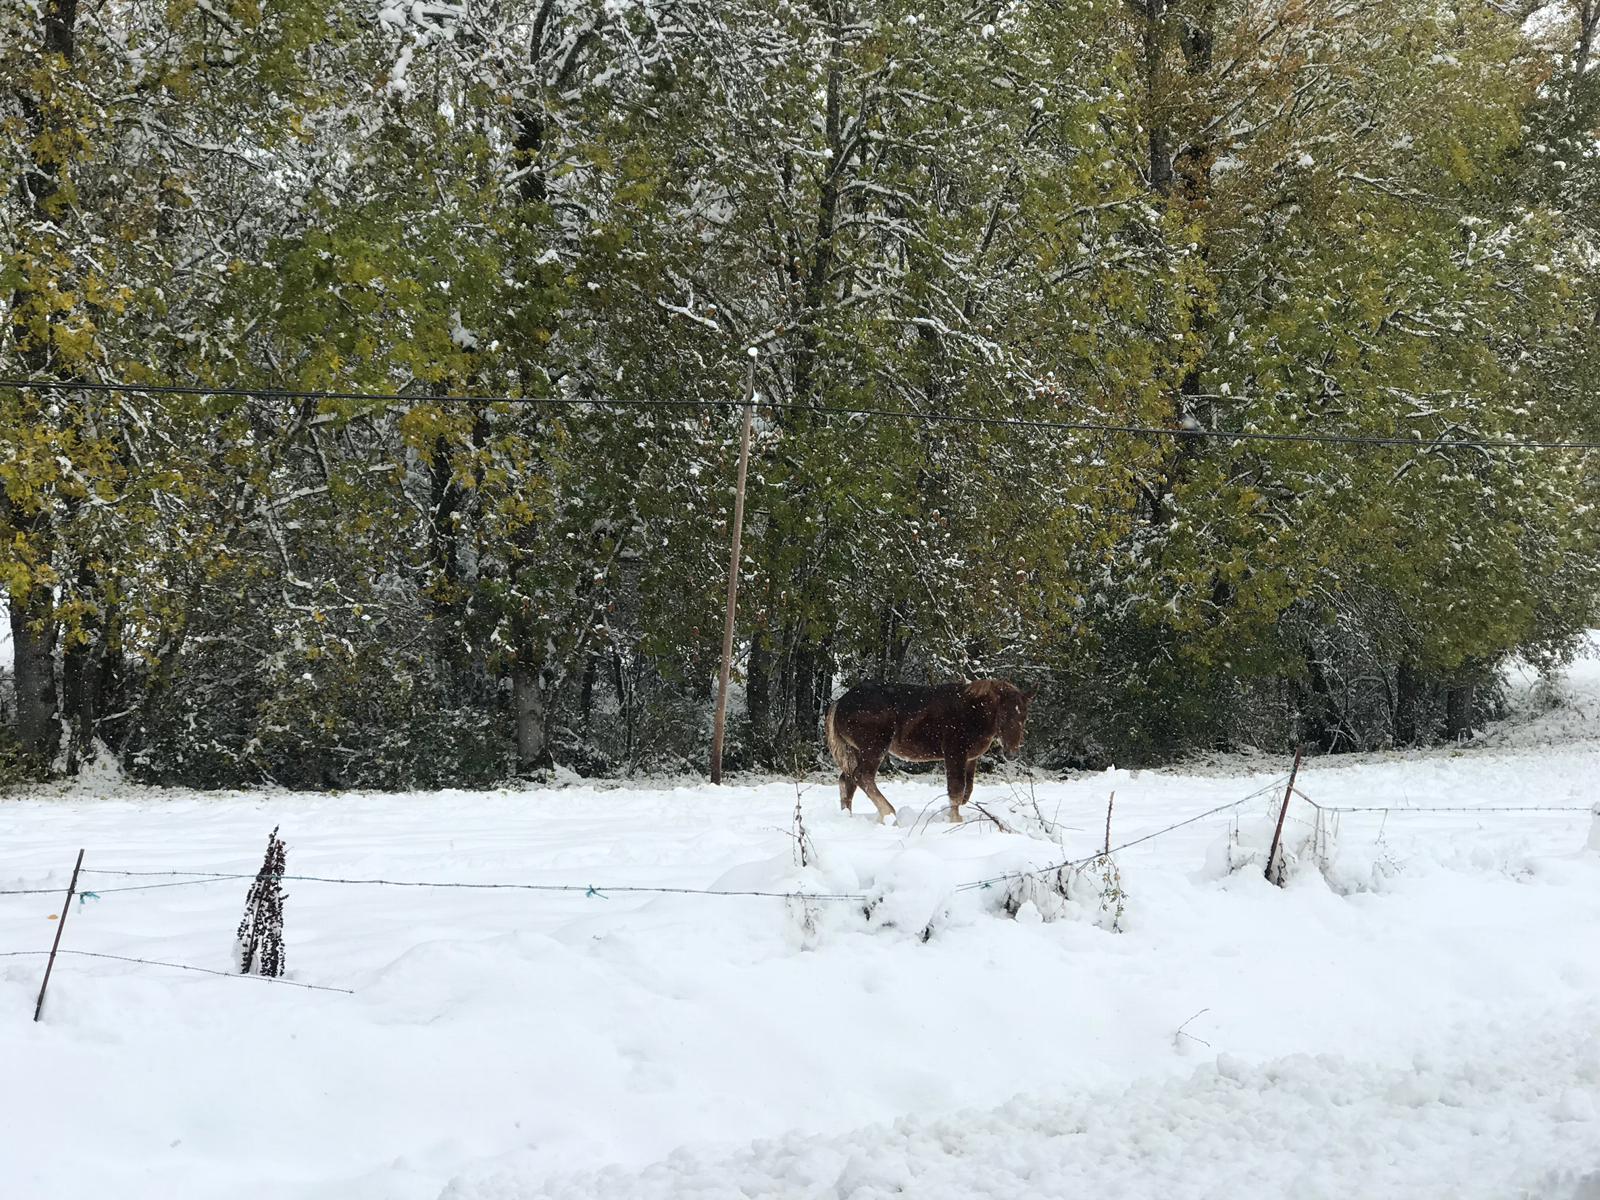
7,582 -> 59,771
512,662 -> 550,774
1445,680 -> 1475,742
4,0 -> 81,774
745,634 -> 772,758
1393,659 -> 1422,746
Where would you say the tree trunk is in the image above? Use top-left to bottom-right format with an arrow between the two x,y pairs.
891,617 -> 910,678
4,0 -> 81,776
611,648 -> 637,771
875,607 -> 893,679
579,653 -> 597,742
1573,0 -> 1597,103
61,631 -> 99,771
8,586 -> 60,772
1393,660 -> 1422,746
745,633 -> 771,759
1142,0 -> 1172,196
59,558 -> 111,773
1445,681 -> 1474,742
1173,1 -> 1217,201
1302,649 -> 1351,753
512,662 -> 550,774
789,9 -> 848,407
791,638 -> 830,757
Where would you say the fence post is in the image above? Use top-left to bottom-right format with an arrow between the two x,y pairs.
710,348 -> 758,785
1265,747 -> 1303,887
34,849 -> 86,1021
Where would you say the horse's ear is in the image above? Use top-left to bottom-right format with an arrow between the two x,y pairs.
1022,685 -> 1038,702
964,679 -> 1001,702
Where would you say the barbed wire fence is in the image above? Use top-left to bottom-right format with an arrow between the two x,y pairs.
3,761 -> 1595,1014
0,950 -> 354,995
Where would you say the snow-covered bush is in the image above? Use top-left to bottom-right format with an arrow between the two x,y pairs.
997,856 -> 1128,932
1201,802 -> 1323,886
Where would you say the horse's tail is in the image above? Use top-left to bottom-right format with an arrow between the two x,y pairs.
825,702 -> 857,776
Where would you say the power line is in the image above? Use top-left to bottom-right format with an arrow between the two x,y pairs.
5,376 -> 1599,453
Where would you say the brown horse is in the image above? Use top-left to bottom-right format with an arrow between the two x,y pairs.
824,679 -> 1035,823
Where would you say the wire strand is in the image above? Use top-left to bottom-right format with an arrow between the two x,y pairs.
0,949 -> 353,993
954,791 -> 1273,893
13,787 -> 1586,907
75,869 -> 867,903
1295,801 -> 1591,814
5,376 -> 1598,453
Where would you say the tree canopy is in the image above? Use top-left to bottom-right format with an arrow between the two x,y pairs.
4,0 -> 1598,784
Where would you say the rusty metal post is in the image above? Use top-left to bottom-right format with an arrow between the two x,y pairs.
1265,747 -> 1304,887
710,349 -> 757,784
34,849 -> 85,1021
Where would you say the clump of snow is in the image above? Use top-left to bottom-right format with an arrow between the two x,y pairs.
449,309 -> 479,349
1199,798 -> 1319,886
861,846 -> 954,939
60,739 -> 127,795
1483,633 -> 1600,752
387,42 -> 415,94
1557,1088 -> 1596,1123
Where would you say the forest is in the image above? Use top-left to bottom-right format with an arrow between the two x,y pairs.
3,0 -> 1598,787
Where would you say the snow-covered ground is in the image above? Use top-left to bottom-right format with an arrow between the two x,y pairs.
4,655 -> 1600,1199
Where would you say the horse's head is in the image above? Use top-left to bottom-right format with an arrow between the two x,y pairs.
999,683 -> 1036,755
967,679 -> 1037,756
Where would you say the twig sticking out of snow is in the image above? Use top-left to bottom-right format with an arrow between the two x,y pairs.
1174,1008 -> 1213,1052
786,778 -> 821,950
971,802 -> 1015,833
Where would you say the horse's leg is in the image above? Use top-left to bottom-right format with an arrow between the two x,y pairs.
839,770 -> 858,812
945,752 -> 966,822
962,760 -> 977,808
858,755 -> 897,823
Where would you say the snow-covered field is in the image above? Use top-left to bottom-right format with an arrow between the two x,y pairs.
5,659 -> 1600,1199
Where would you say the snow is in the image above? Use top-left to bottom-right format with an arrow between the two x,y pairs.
3,660 -> 1600,1198
1484,637 -> 1600,752
453,1026 -> 1600,1200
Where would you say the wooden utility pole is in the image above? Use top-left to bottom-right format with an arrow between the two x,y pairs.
710,349 -> 758,784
